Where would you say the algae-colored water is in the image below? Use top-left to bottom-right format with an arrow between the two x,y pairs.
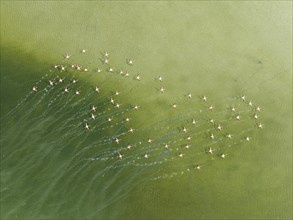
1,1 -> 292,219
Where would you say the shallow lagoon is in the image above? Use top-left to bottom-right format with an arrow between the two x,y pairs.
1,1 -> 292,219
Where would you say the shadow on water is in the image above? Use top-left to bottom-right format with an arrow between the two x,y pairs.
0,47 -> 146,219
0,46 -> 50,115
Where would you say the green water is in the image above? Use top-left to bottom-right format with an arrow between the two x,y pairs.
1,1 -> 292,219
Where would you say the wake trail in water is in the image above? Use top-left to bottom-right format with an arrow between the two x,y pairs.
1,49 -> 265,219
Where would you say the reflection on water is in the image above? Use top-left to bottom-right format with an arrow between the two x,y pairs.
1,49 -> 264,219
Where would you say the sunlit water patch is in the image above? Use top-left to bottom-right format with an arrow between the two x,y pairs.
1,49 -> 264,219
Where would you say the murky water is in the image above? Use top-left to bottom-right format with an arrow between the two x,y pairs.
1,2 -> 292,219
